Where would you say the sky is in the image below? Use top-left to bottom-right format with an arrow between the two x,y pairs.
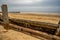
0,0 -> 60,13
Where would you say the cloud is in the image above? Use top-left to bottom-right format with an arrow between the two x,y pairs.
7,0 -> 43,4
1,0 -> 59,6
0,0 -> 60,12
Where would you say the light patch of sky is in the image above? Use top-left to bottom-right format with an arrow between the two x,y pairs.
7,0 -> 43,4
8,6 -> 59,12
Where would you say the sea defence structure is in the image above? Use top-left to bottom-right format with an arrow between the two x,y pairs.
0,4 -> 60,40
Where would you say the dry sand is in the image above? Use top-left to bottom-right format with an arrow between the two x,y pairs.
8,13 -> 60,24
0,12 -> 60,24
0,25 -> 40,40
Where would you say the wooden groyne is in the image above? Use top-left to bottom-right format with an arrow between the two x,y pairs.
0,17 -> 59,35
0,4 -> 60,40
9,18 -> 58,35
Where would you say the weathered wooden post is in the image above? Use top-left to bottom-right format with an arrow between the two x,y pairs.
1,4 -> 9,30
55,21 -> 60,36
